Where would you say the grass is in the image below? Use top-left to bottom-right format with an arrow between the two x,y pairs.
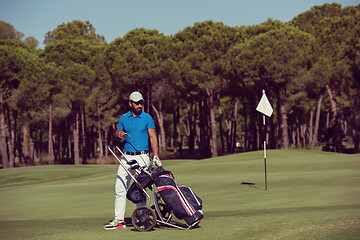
0,149 -> 359,240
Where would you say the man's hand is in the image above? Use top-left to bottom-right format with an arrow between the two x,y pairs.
153,156 -> 162,166
115,129 -> 127,140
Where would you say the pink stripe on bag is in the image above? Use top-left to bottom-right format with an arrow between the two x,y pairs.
174,183 -> 196,213
157,185 -> 193,216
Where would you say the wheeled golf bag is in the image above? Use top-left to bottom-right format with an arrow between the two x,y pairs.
151,166 -> 203,226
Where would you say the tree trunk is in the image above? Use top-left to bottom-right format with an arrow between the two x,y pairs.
351,105 -> 360,152
311,94 -> 323,150
73,111 -> 81,165
4,102 -> 15,168
48,104 -> 54,164
218,101 -> 225,154
104,128 -> 109,156
326,84 -> 337,125
232,100 -> 238,151
186,103 -> 192,153
296,117 -> 300,148
279,92 -> 289,149
177,108 -> 182,153
250,97 -> 258,150
243,96 -> 249,150
326,84 -> 342,152
81,107 -> 87,162
225,118 -> 232,152
22,115 -> 32,165
59,135 -> 63,162
326,112 -> 330,128
0,95 -> 9,168
30,138 -> 35,162
173,107 -> 180,154
199,98 -> 211,157
68,135 -> 72,163
256,116 -> 260,149
207,88 -> 218,158
187,103 -> 196,153
229,98 -> 238,152
152,102 -> 166,153
301,124 -> 306,147
291,129 -> 296,147
8,112 -> 15,168
308,107 -> 314,147
97,104 -> 103,158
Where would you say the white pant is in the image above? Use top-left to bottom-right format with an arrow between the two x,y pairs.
114,153 -> 150,220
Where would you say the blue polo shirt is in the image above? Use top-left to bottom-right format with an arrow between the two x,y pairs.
117,111 -> 155,152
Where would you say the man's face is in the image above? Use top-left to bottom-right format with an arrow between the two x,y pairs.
129,100 -> 144,115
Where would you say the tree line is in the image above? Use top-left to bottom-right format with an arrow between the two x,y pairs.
1,3 -> 359,168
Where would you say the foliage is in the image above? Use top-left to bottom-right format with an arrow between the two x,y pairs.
1,4 -> 360,168
44,20 -> 105,44
0,21 -> 24,41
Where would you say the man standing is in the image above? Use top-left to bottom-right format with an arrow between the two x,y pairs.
104,91 -> 161,230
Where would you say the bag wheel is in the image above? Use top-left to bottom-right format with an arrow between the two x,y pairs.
151,203 -> 172,221
131,206 -> 157,232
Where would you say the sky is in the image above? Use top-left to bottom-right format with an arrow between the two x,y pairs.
0,0 -> 358,49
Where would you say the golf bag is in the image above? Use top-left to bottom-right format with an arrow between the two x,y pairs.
151,166 -> 203,226
127,169 -> 153,204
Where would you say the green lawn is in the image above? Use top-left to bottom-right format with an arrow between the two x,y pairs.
0,149 -> 359,240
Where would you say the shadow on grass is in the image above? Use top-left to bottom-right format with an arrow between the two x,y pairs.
241,181 -> 266,190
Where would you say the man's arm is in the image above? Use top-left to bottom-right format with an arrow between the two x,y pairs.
115,116 -> 126,142
148,128 -> 159,156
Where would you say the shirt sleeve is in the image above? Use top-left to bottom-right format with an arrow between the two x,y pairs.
147,115 -> 155,129
117,115 -> 124,131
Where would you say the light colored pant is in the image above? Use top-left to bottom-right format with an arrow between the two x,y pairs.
114,153 -> 150,220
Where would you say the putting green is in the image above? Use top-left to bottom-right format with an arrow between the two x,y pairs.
0,149 -> 359,240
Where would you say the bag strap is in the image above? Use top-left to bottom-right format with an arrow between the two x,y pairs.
139,176 -> 153,189
151,166 -> 174,179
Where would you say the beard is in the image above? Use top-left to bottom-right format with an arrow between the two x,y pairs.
131,106 -> 143,115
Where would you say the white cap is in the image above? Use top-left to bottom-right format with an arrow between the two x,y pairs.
129,91 -> 144,102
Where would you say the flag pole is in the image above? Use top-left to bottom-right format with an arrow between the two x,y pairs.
263,114 -> 267,191
256,89 -> 273,191
262,90 -> 268,190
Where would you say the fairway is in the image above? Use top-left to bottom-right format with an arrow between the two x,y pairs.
0,149 -> 359,240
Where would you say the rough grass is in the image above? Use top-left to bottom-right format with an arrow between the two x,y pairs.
0,149 -> 359,240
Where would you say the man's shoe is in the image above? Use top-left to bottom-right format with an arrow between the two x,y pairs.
104,219 -> 126,230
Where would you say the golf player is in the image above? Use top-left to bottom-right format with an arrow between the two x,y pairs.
104,91 -> 161,230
